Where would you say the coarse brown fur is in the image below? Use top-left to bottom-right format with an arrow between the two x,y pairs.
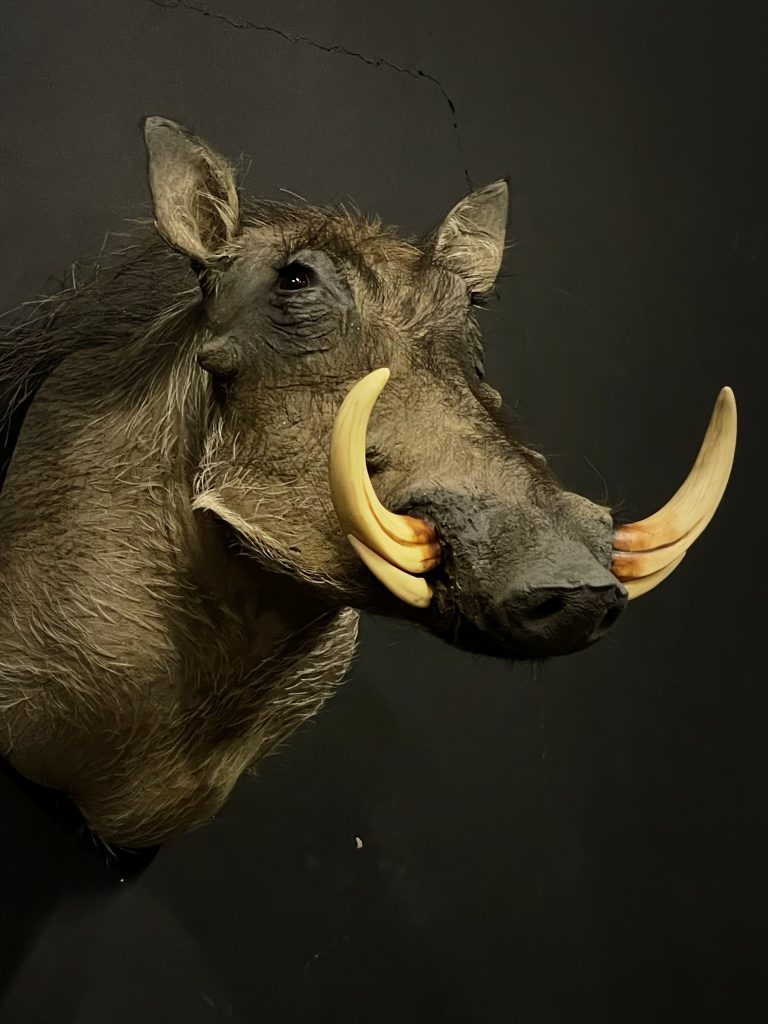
0,225 -> 363,845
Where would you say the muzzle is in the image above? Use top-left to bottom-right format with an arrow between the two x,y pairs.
329,369 -> 737,613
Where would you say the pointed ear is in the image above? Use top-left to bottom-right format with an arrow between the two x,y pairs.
143,116 -> 240,263
434,180 -> 508,294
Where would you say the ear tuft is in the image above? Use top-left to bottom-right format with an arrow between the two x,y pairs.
435,180 -> 508,294
143,116 -> 240,264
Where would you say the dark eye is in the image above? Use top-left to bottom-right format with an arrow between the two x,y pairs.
277,262 -> 313,291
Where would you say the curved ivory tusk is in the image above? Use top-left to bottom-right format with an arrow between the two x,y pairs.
329,368 -> 441,576
347,535 -> 433,608
623,553 -> 686,601
612,387 -> 737,595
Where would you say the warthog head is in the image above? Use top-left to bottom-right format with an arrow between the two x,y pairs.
0,117 -> 739,846
143,117 -> 735,661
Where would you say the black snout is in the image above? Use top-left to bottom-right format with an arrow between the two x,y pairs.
496,573 -> 627,657
401,489 -> 625,660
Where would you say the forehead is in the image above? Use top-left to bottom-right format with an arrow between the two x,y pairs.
228,201 -> 471,335
236,200 -> 428,289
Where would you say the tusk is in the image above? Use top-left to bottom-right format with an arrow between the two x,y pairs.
612,387 -> 736,593
347,535 -> 433,608
329,368 -> 441,576
613,387 -> 737,552
624,553 -> 686,601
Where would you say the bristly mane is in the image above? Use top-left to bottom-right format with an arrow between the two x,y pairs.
0,224 -> 192,481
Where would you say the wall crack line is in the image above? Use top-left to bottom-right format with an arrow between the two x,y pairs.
142,0 -> 472,189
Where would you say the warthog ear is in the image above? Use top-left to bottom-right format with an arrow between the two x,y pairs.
143,116 -> 240,264
435,180 -> 508,294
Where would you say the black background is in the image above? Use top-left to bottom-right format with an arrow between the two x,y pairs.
1,2 -> 765,1021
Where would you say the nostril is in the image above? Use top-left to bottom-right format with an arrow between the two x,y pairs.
494,561 -> 628,656
599,605 -> 622,631
527,594 -> 567,621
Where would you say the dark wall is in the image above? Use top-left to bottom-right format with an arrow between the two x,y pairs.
1,2 -> 765,1021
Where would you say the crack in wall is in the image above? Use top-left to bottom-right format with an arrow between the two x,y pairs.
142,0 -> 472,189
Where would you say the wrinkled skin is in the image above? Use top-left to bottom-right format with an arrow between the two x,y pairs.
0,119 -> 624,845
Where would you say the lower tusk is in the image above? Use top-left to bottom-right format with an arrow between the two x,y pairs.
347,535 -> 433,608
612,494 -> 718,581
329,368 -> 441,575
624,553 -> 686,600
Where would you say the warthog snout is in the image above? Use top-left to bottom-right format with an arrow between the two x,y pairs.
487,559 -> 628,658
330,368 -> 734,659
398,490 -> 627,658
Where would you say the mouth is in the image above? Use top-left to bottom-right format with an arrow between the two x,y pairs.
329,369 -> 737,614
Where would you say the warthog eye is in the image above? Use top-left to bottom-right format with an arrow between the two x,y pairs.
277,262 -> 314,291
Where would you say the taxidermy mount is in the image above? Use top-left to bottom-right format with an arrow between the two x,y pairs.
0,118 -> 737,846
